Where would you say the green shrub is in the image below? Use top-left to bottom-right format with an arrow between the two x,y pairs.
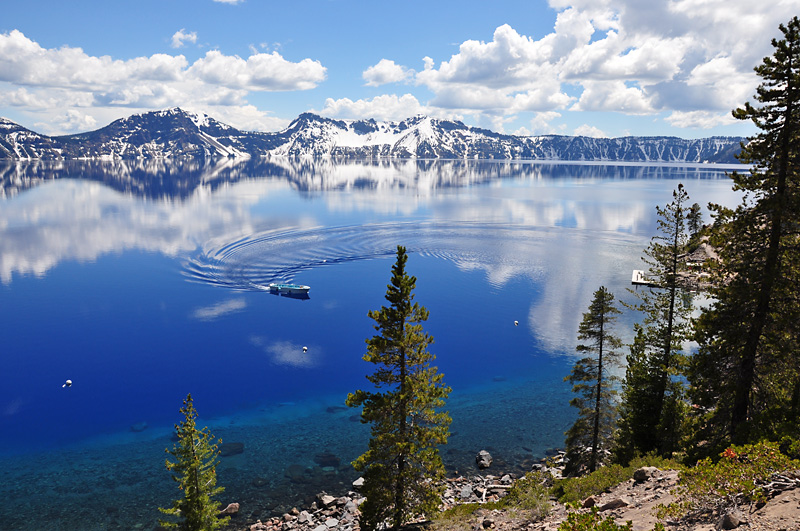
431,502 -> 505,531
554,454 -> 680,505
557,507 -> 632,531
778,436 -> 800,460
503,470 -> 551,519
553,464 -> 628,505
656,441 -> 800,520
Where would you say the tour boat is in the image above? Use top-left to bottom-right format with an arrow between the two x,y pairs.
268,283 -> 311,294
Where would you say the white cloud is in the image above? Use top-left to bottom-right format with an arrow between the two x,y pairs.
188,50 -> 326,91
574,124 -> 607,137
408,1 -> 797,129
53,110 -> 98,132
318,93 -> 429,122
171,29 -> 198,49
213,0 -> 245,3
664,110 -> 736,129
525,111 -> 564,135
0,30 -> 326,133
571,80 -> 654,114
362,59 -> 413,87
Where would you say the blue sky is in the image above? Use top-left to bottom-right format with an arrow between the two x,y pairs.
1,0 -> 798,138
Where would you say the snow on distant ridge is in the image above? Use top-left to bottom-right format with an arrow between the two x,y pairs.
0,108 -> 745,163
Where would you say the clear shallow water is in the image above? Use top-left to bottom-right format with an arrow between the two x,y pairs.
0,159 -> 743,530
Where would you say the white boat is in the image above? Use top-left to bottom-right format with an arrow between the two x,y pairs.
268,283 -> 311,294
631,270 -> 659,287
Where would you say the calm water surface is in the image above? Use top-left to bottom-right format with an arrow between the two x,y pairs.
0,159 -> 742,530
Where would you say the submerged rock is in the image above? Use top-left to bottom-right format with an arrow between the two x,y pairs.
220,502 -> 240,515
130,422 -> 148,433
476,450 -> 493,469
313,452 -> 340,468
220,442 -> 245,456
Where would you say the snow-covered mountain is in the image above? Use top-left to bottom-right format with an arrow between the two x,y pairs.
0,108 -> 745,163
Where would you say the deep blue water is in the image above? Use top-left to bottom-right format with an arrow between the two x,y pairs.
0,159 -> 743,530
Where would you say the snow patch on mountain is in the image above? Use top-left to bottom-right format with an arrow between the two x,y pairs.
0,108 -> 745,163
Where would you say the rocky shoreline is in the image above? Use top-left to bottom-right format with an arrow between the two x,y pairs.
232,449 -> 544,531
225,451 -> 800,531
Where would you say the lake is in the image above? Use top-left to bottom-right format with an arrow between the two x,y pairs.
0,158 -> 743,530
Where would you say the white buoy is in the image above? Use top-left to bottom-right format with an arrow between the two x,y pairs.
302,346 -> 308,353
62,379 -> 72,388
514,320 -> 519,326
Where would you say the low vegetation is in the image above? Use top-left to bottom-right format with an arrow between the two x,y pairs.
557,507 -> 635,531
552,455 -> 679,506
656,441 -> 800,521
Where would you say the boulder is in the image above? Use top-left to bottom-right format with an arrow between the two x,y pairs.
219,442 -> 244,457
352,477 -> 365,489
599,498 -> 629,511
476,450 -> 493,469
314,452 -> 341,468
284,464 -> 307,482
720,510 -> 745,529
219,502 -> 240,515
317,494 -> 336,507
633,466 -> 659,483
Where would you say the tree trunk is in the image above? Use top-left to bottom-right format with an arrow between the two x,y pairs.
730,64 -> 794,441
591,308 -> 604,473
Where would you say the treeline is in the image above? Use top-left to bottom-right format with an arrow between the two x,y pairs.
563,16 -> 800,475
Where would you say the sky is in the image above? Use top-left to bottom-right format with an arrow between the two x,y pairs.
1,0 -> 799,139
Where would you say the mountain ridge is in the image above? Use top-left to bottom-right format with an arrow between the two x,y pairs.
0,108 -> 745,163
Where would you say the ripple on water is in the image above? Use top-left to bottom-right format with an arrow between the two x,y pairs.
183,221 -> 564,291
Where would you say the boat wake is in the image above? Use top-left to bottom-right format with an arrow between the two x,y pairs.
183,221 -> 553,292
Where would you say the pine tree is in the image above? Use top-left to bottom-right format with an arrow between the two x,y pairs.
159,394 -> 228,531
687,202 -> 703,238
617,185 -> 693,458
564,286 -> 622,475
614,328 -> 660,463
346,245 -> 451,530
690,17 -> 800,448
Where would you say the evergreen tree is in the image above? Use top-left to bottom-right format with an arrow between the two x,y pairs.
159,394 -> 228,531
564,286 -> 622,475
614,328 -> 660,463
346,245 -> 451,530
687,202 -> 703,238
690,17 -> 800,448
617,185 -> 693,458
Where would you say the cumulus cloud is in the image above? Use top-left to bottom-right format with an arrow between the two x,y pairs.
318,93 -> 429,121
571,80 -> 654,114
0,30 -> 325,133
664,110 -> 736,129
188,50 -> 326,91
363,59 -> 413,86
407,1 -> 796,129
171,29 -> 198,49
574,124 -> 608,137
